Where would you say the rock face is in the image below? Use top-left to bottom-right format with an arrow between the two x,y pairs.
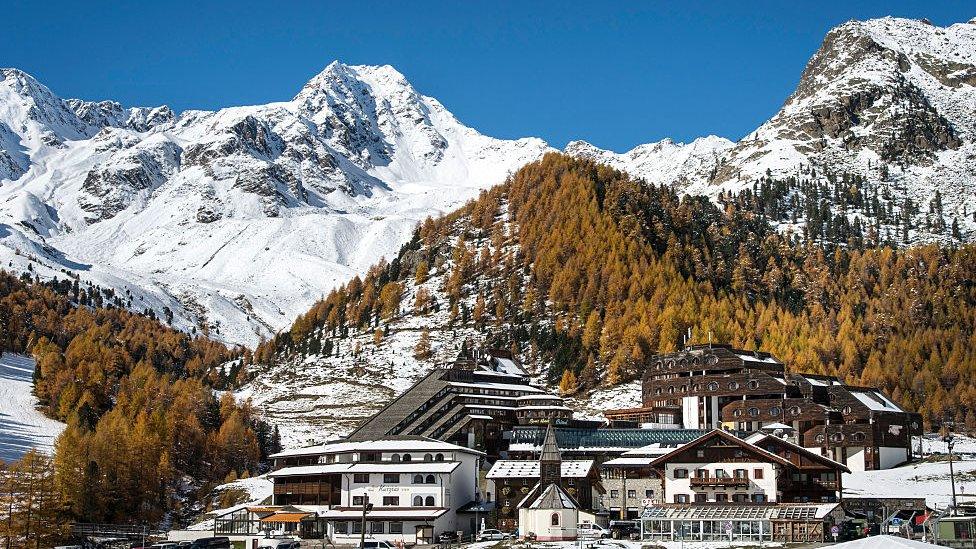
0,62 -> 551,346
2,17 -> 976,346
567,17 -> 976,244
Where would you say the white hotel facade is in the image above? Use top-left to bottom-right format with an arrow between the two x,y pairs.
268,438 -> 483,545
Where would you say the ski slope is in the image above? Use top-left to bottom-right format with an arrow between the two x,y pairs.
0,353 -> 65,462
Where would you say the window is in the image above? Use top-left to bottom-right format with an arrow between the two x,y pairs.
435,453 -> 444,461
371,522 -> 385,534
748,407 -> 760,417
551,513 -> 560,526
674,494 -> 689,503
696,450 -> 705,458
852,432 -> 866,442
402,454 -> 412,462
335,522 -> 348,534
390,522 -> 403,534
728,381 -> 739,390
715,493 -> 728,502
715,469 -> 729,478
694,493 -> 707,503
752,493 -> 766,503
353,473 -> 369,484
627,490 -> 637,499
425,474 -> 435,484
789,406 -> 800,416
413,495 -> 423,506
770,407 -> 782,416
733,409 -> 742,417
351,522 -> 363,534
424,453 -> 433,462
645,489 -> 654,498
695,469 -> 709,479
352,495 -> 366,506
384,473 -> 400,484
610,490 -> 619,498
842,406 -> 852,415
425,496 -> 435,506
382,496 -> 399,506
707,382 -> 719,391
413,475 -> 424,484
753,468 -> 764,479
732,493 -> 749,503
734,469 -> 747,479
674,468 -> 689,479
748,380 -> 760,390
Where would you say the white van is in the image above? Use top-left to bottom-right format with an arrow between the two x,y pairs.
577,522 -> 610,539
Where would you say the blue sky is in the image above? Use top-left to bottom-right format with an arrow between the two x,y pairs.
4,1 -> 972,150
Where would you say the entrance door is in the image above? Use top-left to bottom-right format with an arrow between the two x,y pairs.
416,525 -> 434,544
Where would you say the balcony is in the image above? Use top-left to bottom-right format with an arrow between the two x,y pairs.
273,483 -> 335,496
689,477 -> 750,488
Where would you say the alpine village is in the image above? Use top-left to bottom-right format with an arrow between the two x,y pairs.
3,8 -> 976,549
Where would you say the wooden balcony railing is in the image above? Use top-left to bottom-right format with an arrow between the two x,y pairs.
689,477 -> 750,488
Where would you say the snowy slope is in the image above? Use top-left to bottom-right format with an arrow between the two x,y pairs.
844,458 -> 976,510
0,63 -> 551,346
0,353 -> 65,461
568,17 -> 976,244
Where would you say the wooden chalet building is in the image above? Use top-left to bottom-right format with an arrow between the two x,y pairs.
605,344 -> 922,471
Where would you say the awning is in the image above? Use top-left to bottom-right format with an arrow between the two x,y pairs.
259,512 -> 313,523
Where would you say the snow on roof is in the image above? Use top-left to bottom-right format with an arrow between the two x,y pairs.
828,535 -> 946,549
762,422 -> 793,430
486,460 -> 594,479
851,389 -> 904,412
448,381 -> 544,393
493,357 -> 525,375
516,405 -> 573,411
468,414 -> 494,420
270,437 -> 483,458
346,461 -> 460,474
602,457 -> 654,467
622,442 -> 687,456
734,353 -> 781,364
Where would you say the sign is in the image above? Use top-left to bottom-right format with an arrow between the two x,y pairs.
831,525 -> 839,542
891,518 -> 903,526
724,521 -> 734,534
641,498 -> 654,507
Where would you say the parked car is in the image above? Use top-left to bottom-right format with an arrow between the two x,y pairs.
437,531 -> 460,544
577,522 -> 610,539
188,538 -> 231,549
609,520 -> 640,540
357,542 -> 395,549
477,529 -> 510,541
150,544 -> 179,549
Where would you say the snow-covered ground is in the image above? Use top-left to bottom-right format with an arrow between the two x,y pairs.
914,433 -> 976,457
0,353 -> 65,462
844,458 -> 976,510
187,475 -> 273,531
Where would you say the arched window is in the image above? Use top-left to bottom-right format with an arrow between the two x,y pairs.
550,513 -> 560,526
728,381 -> 739,391
425,474 -> 435,484
707,382 -> 719,392
391,454 -> 401,462
403,454 -> 412,462
435,453 -> 444,461
413,495 -> 423,506
413,474 -> 424,484
425,496 -> 435,506
424,453 -> 433,462
748,407 -> 760,417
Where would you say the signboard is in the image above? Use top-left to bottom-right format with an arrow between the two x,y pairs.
641,498 -> 654,507
891,518 -> 903,526
831,525 -> 839,541
724,521 -> 734,534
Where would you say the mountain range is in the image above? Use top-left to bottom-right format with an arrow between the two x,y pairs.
1,16 -> 975,347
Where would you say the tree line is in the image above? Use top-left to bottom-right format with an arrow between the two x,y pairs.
260,153 -> 976,430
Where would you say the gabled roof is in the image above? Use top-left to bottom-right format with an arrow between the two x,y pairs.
647,429 -> 792,468
750,433 -> 852,473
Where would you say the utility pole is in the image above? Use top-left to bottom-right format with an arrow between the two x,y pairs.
943,414 -> 959,514
359,496 -> 373,548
